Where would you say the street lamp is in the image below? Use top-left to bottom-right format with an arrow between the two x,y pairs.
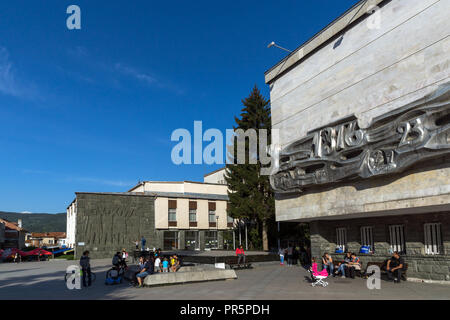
216,215 -> 219,249
267,41 -> 292,53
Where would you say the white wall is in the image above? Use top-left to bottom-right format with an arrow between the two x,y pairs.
66,201 -> 77,248
268,0 -> 450,220
270,0 -> 449,148
204,168 -> 227,185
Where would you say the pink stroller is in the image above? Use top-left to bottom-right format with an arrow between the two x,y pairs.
309,262 -> 329,287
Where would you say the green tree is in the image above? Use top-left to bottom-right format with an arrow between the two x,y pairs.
225,86 -> 274,251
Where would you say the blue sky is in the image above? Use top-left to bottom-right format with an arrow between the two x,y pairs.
0,0 -> 357,213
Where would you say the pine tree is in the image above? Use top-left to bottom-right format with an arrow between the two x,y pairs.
225,86 -> 274,251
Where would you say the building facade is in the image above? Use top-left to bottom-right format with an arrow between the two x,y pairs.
68,180 -> 234,258
0,218 -> 27,249
28,232 -> 67,248
266,0 -> 450,281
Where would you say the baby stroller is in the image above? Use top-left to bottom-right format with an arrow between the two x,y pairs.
105,267 -> 123,285
309,268 -> 329,287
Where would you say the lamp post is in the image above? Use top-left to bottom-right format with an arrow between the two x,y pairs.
216,216 -> 219,249
267,41 -> 292,53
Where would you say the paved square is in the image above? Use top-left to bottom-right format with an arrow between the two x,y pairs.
0,260 -> 449,300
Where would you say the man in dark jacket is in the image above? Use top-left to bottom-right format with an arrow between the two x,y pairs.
79,250 -> 92,287
387,252 -> 405,283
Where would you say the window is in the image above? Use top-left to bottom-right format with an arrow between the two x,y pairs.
360,226 -> 374,250
424,223 -> 442,255
168,200 -> 177,222
209,210 -> 216,223
168,208 -> 177,222
189,201 -> 197,222
189,209 -> 197,222
336,227 -> 347,251
163,231 -> 179,250
208,202 -> 216,223
205,231 -> 218,249
389,225 -> 406,254
227,216 -> 234,223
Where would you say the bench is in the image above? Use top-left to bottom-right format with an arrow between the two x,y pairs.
364,261 -> 408,280
329,260 -> 364,278
226,257 -> 252,270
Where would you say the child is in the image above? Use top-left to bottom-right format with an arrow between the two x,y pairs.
162,257 -> 169,272
154,255 -> 161,273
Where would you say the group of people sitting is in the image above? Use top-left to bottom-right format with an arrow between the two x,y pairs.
134,251 -> 181,288
312,251 -> 405,283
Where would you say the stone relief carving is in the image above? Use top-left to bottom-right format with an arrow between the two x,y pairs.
270,83 -> 450,193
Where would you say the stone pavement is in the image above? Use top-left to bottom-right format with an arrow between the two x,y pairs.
0,259 -> 449,300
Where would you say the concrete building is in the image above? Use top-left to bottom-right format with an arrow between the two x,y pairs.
203,167 -> 227,185
67,179 -> 234,258
266,0 -> 450,281
0,218 -> 27,249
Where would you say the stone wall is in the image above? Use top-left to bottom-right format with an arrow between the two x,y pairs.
310,212 -> 450,281
75,193 -> 159,259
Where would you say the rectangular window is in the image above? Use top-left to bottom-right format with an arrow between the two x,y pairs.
389,225 -> 406,254
168,200 -> 177,222
360,226 -> 374,250
227,216 -> 234,223
336,227 -> 347,251
189,201 -> 197,222
424,223 -> 442,255
189,209 -> 197,222
209,210 -> 216,223
168,208 -> 177,222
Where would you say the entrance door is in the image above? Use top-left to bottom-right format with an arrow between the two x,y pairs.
185,231 -> 199,250
163,231 -> 179,250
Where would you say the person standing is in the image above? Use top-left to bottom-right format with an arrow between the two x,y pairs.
278,247 -> 285,265
236,245 -> 246,265
79,250 -> 92,287
287,245 -> 293,267
134,240 -> 139,250
141,236 -> 146,251
322,253 -> 334,276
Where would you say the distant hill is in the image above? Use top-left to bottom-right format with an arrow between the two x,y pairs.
0,211 -> 66,233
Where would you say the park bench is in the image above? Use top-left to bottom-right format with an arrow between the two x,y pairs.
225,257 -> 252,270
330,260 -> 364,278
364,261 -> 408,280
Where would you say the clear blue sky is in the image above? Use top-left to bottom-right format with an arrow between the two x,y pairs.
0,0 -> 358,213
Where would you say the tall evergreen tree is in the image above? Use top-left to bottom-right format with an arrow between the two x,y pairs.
225,86 -> 274,251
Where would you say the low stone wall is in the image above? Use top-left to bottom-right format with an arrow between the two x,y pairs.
143,268 -> 237,287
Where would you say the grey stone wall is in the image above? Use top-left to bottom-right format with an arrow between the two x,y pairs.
310,212 -> 450,281
75,193 -> 159,259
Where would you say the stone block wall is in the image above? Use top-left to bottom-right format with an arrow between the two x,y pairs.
75,193 -> 159,259
310,212 -> 450,281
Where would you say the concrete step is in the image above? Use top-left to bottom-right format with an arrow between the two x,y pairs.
143,269 -> 237,286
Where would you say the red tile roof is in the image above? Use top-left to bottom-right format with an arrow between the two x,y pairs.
0,218 -> 27,232
31,232 -> 66,239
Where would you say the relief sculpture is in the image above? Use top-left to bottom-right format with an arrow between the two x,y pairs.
270,83 -> 450,193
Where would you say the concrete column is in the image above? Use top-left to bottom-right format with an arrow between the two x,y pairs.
178,230 -> 186,250
199,230 -> 205,250
218,231 -> 224,250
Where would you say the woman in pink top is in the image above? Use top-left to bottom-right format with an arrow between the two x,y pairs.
311,257 -> 328,277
